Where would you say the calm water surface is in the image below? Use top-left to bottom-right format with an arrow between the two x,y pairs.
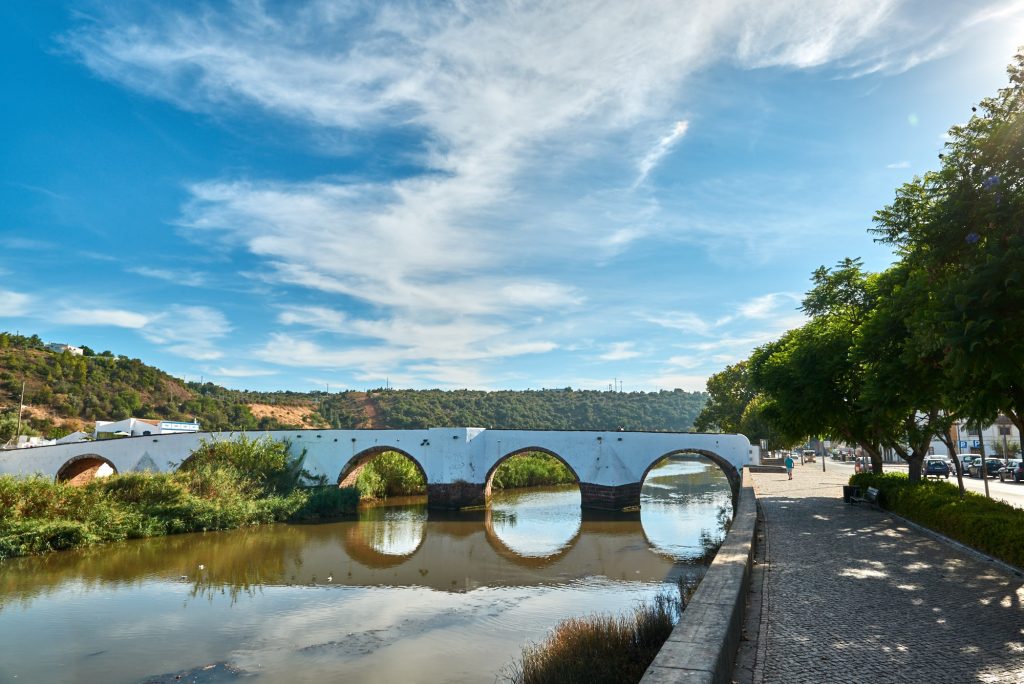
0,457 -> 732,683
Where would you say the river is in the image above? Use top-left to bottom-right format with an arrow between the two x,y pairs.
0,456 -> 733,683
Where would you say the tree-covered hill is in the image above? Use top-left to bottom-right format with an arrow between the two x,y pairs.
0,333 -> 313,440
320,388 -> 707,431
0,331 -> 707,440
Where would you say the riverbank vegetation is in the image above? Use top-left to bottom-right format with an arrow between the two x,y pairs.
504,579 -> 698,684
849,472 -> 1024,567
696,50 -> 1024,486
351,450 -> 576,501
0,436 -> 357,559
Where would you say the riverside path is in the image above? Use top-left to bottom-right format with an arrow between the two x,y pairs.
736,463 -> 1024,684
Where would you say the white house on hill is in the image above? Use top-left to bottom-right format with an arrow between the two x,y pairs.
94,417 -> 200,439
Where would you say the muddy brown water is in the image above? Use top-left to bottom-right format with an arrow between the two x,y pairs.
0,457 -> 732,683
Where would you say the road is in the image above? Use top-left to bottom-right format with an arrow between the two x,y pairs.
815,458 -> 1024,509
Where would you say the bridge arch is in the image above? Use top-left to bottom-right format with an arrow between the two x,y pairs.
641,448 -> 741,499
56,454 -> 118,486
337,446 -> 428,490
483,446 -> 581,499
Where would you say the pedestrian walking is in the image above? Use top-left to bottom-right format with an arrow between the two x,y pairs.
785,454 -> 795,480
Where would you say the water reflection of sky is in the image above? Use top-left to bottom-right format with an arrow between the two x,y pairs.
358,505 -> 428,556
641,458 -> 734,559
0,455 -> 733,684
489,486 -> 582,557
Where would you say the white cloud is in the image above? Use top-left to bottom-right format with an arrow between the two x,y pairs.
278,305 -> 348,332
665,355 -> 702,370
141,305 -> 230,360
736,292 -> 802,320
56,0 -> 1013,388
129,266 -> 207,287
635,120 -> 689,187
0,290 -> 32,317
253,329 -> 556,377
212,366 -> 278,378
886,161 -> 911,169
62,1 -> 988,313
55,308 -> 150,329
647,311 -> 714,336
599,342 -> 642,361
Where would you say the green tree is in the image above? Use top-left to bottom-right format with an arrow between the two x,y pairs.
872,50 -> 1024,438
854,264 -> 959,483
693,361 -> 753,434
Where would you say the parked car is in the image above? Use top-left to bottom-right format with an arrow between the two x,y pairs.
924,459 -> 950,479
998,459 -> 1024,483
968,458 -> 1003,478
957,454 -> 975,472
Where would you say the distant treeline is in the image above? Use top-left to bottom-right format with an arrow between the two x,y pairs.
322,388 -> 706,431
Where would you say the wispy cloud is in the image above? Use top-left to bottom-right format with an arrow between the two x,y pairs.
0,237 -> 53,251
141,305 -> 230,360
55,308 -> 150,329
635,120 -> 689,187
62,1 -> 979,308
55,0 -> 1014,388
0,290 -> 33,317
599,342 -> 642,362
129,266 -> 207,287
212,366 -> 278,378
886,160 -> 911,169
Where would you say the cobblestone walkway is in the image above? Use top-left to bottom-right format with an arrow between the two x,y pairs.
745,464 -> 1024,684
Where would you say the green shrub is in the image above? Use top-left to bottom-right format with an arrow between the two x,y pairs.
356,451 -> 426,499
0,436 -> 321,560
848,472 -> 1024,568
492,452 -> 576,489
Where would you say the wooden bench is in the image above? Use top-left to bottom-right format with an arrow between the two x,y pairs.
848,486 -> 879,507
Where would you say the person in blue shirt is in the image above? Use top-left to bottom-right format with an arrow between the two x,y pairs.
784,454 -> 795,480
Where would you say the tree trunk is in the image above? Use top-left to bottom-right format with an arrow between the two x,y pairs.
907,451 -> 926,483
860,442 -> 883,474
937,432 -> 965,496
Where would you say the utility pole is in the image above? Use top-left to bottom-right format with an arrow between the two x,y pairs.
977,420 -> 990,498
15,379 -> 25,444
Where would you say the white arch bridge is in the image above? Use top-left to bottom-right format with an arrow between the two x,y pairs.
0,428 -> 755,510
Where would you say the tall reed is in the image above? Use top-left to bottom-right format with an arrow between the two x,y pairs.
504,588 -> 689,684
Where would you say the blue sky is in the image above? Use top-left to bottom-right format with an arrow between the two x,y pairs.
2,1 -> 1023,393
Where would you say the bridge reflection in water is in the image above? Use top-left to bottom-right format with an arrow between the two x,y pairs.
0,456 -> 732,684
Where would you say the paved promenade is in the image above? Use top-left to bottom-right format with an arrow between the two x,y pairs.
737,463 -> 1024,684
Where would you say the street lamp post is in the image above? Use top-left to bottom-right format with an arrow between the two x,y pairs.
976,421 -> 990,498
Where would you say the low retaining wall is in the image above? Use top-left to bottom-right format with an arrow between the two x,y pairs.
640,477 -> 757,683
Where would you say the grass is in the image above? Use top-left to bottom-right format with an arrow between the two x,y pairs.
849,472 -> 1024,568
0,435 -> 359,560
504,578 -> 699,684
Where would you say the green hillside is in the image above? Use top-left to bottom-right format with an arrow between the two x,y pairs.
0,333 -> 303,440
321,387 -> 707,432
0,331 -> 707,440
